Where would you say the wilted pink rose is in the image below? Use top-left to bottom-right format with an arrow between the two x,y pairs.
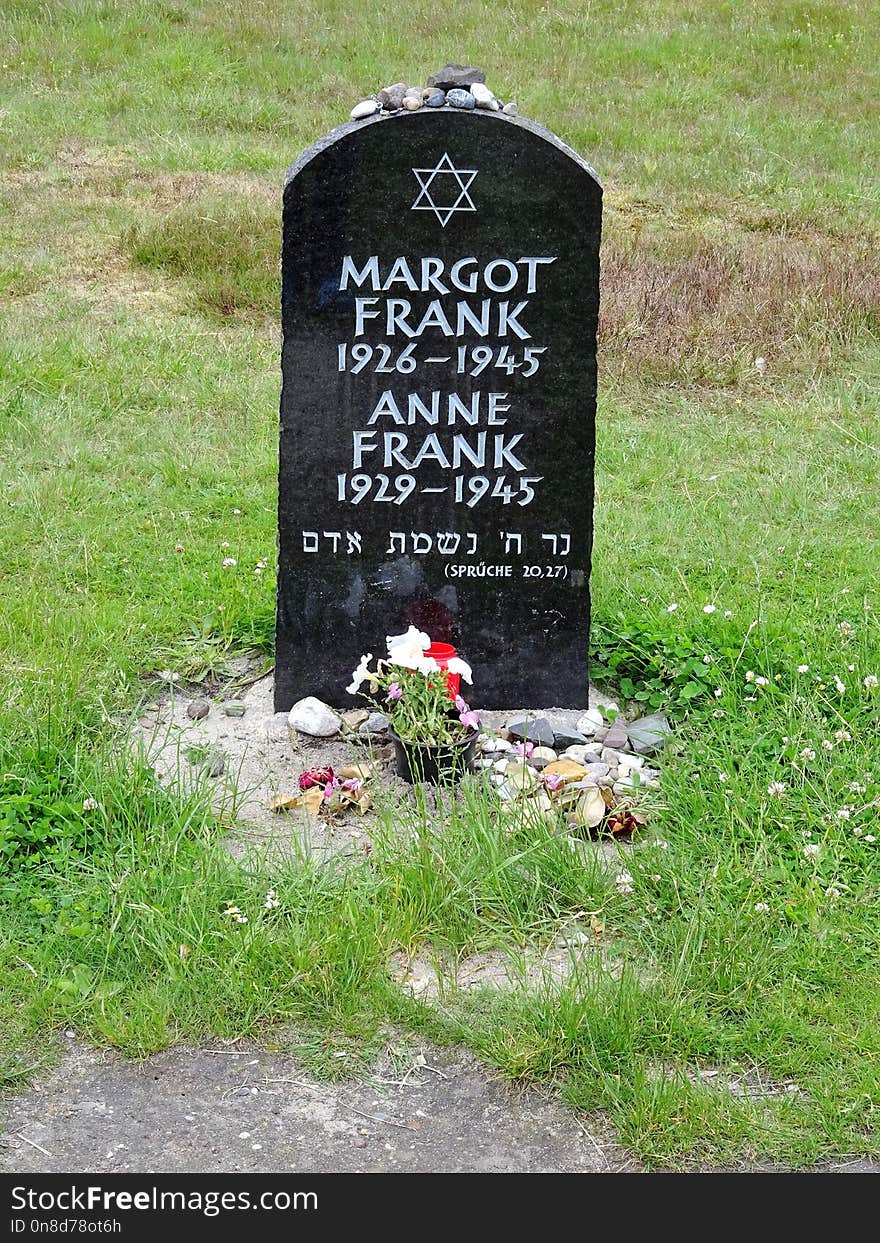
387,683 -> 403,700
322,776 -> 342,802
298,766 -> 335,791
541,772 -> 564,792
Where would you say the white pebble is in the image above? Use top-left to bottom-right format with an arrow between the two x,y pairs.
350,99 -> 380,120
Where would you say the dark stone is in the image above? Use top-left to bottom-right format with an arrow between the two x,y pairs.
506,717 -> 556,748
602,719 -> 629,751
446,89 -> 476,110
427,64 -> 486,91
186,699 -> 210,720
223,700 -> 246,717
275,109 -> 602,711
552,726 -> 589,749
627,713 -> 673,756
425,91 -> 447,108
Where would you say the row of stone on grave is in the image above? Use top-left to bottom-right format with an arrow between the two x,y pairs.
350,63 -> 518,120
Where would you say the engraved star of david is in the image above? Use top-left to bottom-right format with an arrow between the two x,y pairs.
411,153 -> 478,227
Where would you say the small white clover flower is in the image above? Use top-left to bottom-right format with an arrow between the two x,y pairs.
803,843 -> 820,859
666,602 -> 679,613
755,676 -> 769,687
865,835 -> 876,844
768,781 -> 787,797
745,670 -> 755,683
797,664 -> 809,674
753,902 -> 770,913
864,675 -> 878,690
744,695 -> 757,702
853,826 -> 863,838
724,610 -> 733,618
833,675 -> 846,694
703,654 -> 713,665
82,797 -> 99,811
264,889 -> 280,911
836,806 -> 853,820
221,541 -> 230,549
714,688 -> 723,698
834,729 -> 851,743
232,507 -> 241,514
849,781 -> 867,795
222,557 -> 237,568
836,621 -> 854,639
616,871 -> 634,894
799,747 -> 816,762
713,709 -> 725,718
158,669 -> 180,683
824,886 -> 841,900
703,604 -> 717,614
822,739 -> 834,751
719,771 -> 729,783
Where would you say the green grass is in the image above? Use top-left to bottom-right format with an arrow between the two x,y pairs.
1,0 -> 879,1168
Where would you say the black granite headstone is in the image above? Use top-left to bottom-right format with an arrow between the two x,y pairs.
275,108 -> 601,710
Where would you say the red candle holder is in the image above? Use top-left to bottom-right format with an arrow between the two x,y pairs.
425,641 -> 461,701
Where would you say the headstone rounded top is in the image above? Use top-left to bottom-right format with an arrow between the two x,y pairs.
427,63 -> 486,90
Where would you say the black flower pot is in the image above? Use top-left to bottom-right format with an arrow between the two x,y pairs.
391,729 -> 478,785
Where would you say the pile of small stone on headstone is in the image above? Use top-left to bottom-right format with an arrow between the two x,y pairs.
350,64 -> 517,121
477,709 -> 671,833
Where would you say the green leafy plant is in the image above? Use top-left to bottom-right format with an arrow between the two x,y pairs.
0,772 -> 101,877
591,616 -> 735,718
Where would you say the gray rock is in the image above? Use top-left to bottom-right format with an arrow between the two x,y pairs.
563,744 -> 601,765
446,88 -> 476,110
186,699 -> 210,721
470,82 -> 500,110
202,751 -> 226,778
627,713 -> 673,756
359,712 -> 390,734
350,99 -> 379,120
576,708 -> 605,736
552,726 -> 590,749
404,86 -> 423,97
584,762 -> 610,780
603,719 -> 629,751
507,716 -> 556,747
502,100 -> 519,116
223,700 -> 245,717
600,747 -> 624,767
427,63 -> 486,91
425,90 -> 446,108
378,82 -> 407,110
402,95 -> 423,111
288,696 -> 341,738
591,726 -> 609,744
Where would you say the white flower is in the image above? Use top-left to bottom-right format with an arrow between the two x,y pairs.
703,654 -> 713,664
797,665 -> 809,674
158,669 -> 180,683
754,902 -> 770,913
724,610 -> 733,618
836,621 -> 854,639
713,709 -> 725,718
385,626 -> 439,675
799,747 -> 816,762
803,843 -> 820,859
703,604 -> 717,614
346,652 -> 374,695
864,675 -> 878,690
755,676 -> 769,687
834,729 -> 851,743
849,781 -> 867,795
865,835 -> 876,844
666,602 -> 679,613
853,826 -> 863,838
264,889 -> 280,911
221,541 -> 230,549
447,656 -> 473,685
754,356 -> 767,373
714,688 -> 723,698
768,781 -> 786,797
744,695 -> 757,702
822,739 -> 834,751
836,806 -> 853,820
82,797 -> 99,811
745,670 -> 755,683
222,557 -> 237,568
615,870 -> 634,894
824,886 -> 841,900
833,675 -> 846,694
